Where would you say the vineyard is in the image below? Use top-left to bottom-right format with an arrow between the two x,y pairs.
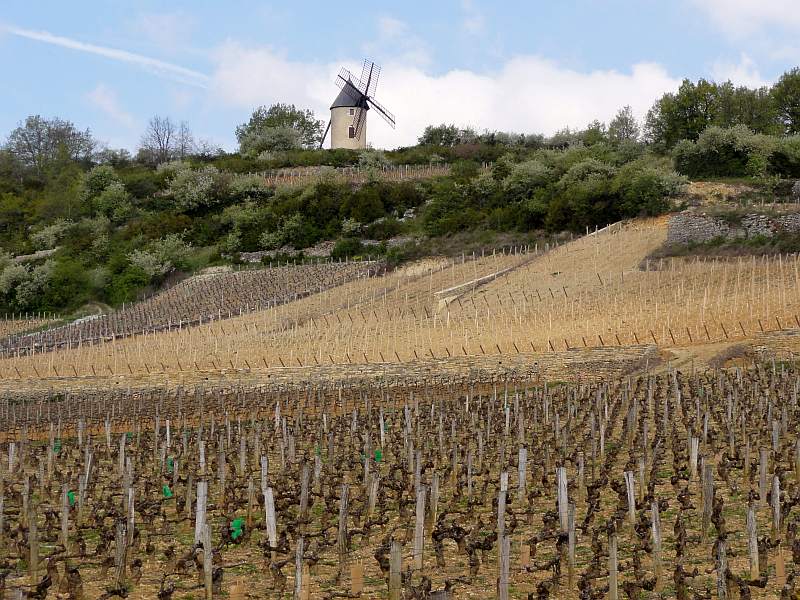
1,204 -> 800,598
0,316 -> 59,341
0,261 -> 381,357
0,364 -> 798,598
2,217 -> 800,382
255,163 -> 463,188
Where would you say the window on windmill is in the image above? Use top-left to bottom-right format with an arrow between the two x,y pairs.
348,126 -> 355,138
349,108 -> 355,115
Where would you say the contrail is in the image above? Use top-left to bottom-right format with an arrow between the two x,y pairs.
3,24 -> 210,88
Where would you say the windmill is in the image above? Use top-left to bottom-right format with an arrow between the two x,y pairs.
321,59 -> 396,149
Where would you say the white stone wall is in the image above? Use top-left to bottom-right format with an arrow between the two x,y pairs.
667,210 -> 800,244
330,107 -> 366,150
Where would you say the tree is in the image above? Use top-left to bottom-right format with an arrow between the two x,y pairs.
608,106 -> 640,143
0,150 -> 23,193
138,116 -> 177,165
194,138 -> 223,160
4,115 -> 94,177
418,124 -> 477,146
582,120 -> 608,145
772,68 -> 800,134
175,121 -> 195,160
95,147 -> 133,167
236,104 -> 323,155
240,127 -> 302,156
645,77 -> 780,148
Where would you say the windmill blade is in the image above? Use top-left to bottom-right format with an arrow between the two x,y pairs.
353,107 -> 367,140
359,60 -> 381,99
358,60 -> 370,91
336,68 -> 367,95
366,64 -> 380,98
366,96 -> 395,128
319,120 -> 332,149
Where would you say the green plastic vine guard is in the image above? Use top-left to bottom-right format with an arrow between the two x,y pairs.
67,491 -> 76,506
53,439 -> 62,453
230,517 -> 245,540
374,449 -> 383,463
162,485 -> 173,499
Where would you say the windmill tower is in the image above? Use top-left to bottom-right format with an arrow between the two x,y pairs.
321,60 -> 396,149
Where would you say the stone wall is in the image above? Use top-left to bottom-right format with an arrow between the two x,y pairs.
667,210 -> 800,244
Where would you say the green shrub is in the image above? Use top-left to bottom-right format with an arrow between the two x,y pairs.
39,258 -> 90,311
105,265 -> 150,305
331,238 -> 365,260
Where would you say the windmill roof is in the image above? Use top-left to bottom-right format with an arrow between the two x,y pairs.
330,82 -> 364,109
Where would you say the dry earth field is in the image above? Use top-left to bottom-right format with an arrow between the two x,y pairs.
2,211 -> 800,599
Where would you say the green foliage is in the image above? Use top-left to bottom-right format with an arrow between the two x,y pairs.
30,219 -> 73,250
0,106 -> 694,315
673,125 -> 800,178
331,237 -> 365,260
164,163 -> 228,212
772,68 -> 800,135
645,78 -> 780,149
358,149 -> 390,169
37,258 -> 89,311
81,165 -> 120,200
608,106 -> 640,143
95,181 -> 133,222
450,159 -> 480,182
236,103 -> 324,155
4,115 -> 95,177
418,124 -> 478,146
105,265 -> 150,305
503,160 -> 553,203
127,234 -> 193,280
612,159 -> 687,216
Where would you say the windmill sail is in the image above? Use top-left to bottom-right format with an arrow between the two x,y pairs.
353,107 -> 367,140
366,96 -> 395,128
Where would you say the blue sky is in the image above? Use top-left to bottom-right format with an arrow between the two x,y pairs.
1,0 -> 798,150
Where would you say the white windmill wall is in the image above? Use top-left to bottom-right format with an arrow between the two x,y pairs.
330,107 -> 366,150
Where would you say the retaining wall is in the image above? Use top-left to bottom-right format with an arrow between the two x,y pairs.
667,210 -> 800,244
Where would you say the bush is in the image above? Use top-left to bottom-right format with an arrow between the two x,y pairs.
105,265 -> 150,305
31,219 -> 73,250
612,160 -> 687,216
503,160 -> 553,202
673,125 -> 786,178
166,164 -> 225,211
331,237 -> 364,260
127,234 -> 192,279
38,258 -> 89,311
80,165 -> 119,203
94,181 -> 133,222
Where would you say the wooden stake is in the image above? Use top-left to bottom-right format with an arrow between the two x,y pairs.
389,540 -> 402,600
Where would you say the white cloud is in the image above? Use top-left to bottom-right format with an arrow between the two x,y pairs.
711,54 -> 770,87
1,24 -> 209,87
209,43 -> 680,149
86,84 -> 136,129
461,0 -> 485,35
690,0 -> 800,36
363,17 -> 431,67
133,12 -> 193,52
210,42 -> 330,111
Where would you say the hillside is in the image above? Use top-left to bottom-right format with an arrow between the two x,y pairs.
1,259 -> 380,354
3,205 -> 800,389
